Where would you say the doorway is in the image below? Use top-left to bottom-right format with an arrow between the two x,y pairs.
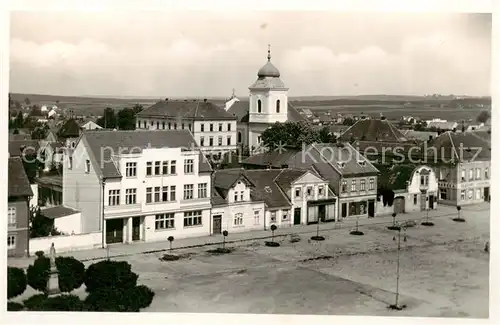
106,219 -> 124,244
341,203 -> 347,218
484,187 -> 490,202
132,217 -> 141,241
293,208 -> 301,225
429,195 -> 435,210
318,205 -> 326,222
368,200 -> 375,218
212,215 -> 222,234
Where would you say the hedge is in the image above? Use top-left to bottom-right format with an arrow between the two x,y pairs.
84,260 -> 138,293
7,301 -> 25,311
38,294 -> 85,311
23,293 -> 48,310
27,256 -> 50,292
55,256 -> 85,292
85,285 -> 154,312
7,267 -> 27,299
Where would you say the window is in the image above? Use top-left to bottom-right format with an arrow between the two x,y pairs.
151,121 -> 154,126
351,180 -> 356,192
306,187 -> 313,196
414,194 -> 418,205
270,211 -> 276,222
228,123 -> 232,131
162,121 -> 165,129
360,179 -> 366,191
460,190 -> 466,201
425,175 -> 429,185
8,207 -> 16,227
341,180 -> 347,193
210,124 -> 214,132
219,123 -> 223,132
469,169 -> 473,181
198,183 -> 207,198
184,184 -> 194,200
476,189 -> 481,200
234,191 -> 239,202
282,210 -> 289,221
155,213 -> 174,230
485,167 -> 489,179
154,161 -> 161,175
218,136 -> 223,146
476,168 -> 481,180
257,99 -> 262,113
143,121 -> 147,128
420,175 -> 425,186
156,121 -> 159,129
168,122 -> 171,129
200,136 -> 205,146
369,178 -> 375,190
170,186 -> 176,201
295,187 -> 301,198
146,162 -> 152,176
162,161 -> 169,175
126,162 -> 137,177
240,192 -> 244,201
276,99 -> 280,113
174,123 -> 177,129
201,124 -> 205,132
461,169 -> 466,181
188,124 -> 192,131
108,190 -> 120,206
468,189 -> 473,199
85,159 -> 90,173
7,235 -> 16,249
209,137 -> 214,146
68,156 -> 73,169
184,159 -> 194,174
154,187 -> 161,202
227,136 -> 231,146
257,136 -> 261,143
146,187 -> 152,203
170,160 -> 176,174
182,123 -> 185,130
162,186 -> 169,202
125,189 -> 137,204
238,132 -> 242,143
440,188 -> 447,200
254,210 -> 260,225
234,213 -> 243,226
184,210 -> 202,227
318,186 -> 324,196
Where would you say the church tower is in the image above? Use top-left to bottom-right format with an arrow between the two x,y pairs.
248,45 -> 289,125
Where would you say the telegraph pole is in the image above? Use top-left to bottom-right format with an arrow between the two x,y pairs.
390,224 -> 407,310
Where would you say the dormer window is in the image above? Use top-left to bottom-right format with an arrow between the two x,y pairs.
276,100 -> 280,113
295,187 -> 301,198
264,186 -> 272,193
306,187 -> 313,196
318,186 -> 324,196
258,99 -> 262,113
337,162 -> 346,168
358,160 -> 365,167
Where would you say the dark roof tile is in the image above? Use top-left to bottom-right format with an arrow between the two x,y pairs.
8,157 -> 33,197
138,99 -> 237,121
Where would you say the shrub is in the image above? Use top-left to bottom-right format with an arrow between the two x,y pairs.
85,287 -> 139,312
133,285 -> 155,309
55,256 -> 85,292
23,293 -> 48,310
7,301 -> 25,311
39,294 -> 84,311
27,256 -> 50,292
84,260 -> 138,293
35,251 -> 45,258
7,267 -> 27,299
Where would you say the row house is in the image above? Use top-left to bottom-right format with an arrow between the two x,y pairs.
429,131 -> 491,206
242,142 -> 379,219
62,129 -> 213,246
8,157 -> 33,257
211,168 -> 336,233
136,98 -> 238,158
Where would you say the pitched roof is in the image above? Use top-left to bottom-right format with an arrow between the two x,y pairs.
227,100 -> 306,123
137,99 -> 237,121
400,130 -> 438,142
8,157 -> 33,197
427,121 -> 457,130
427,131 -> 491,161
57,118 -> 82,138
83,129 -> 212,178
376,164 -> 417,190
274,169 -> 314,195
9,140 -> 40,157
243,169 -> 291,208
41,206 -> 79,219
339,118 -> 408,142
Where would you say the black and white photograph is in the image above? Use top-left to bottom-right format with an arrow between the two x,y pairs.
3,1 -> 496,323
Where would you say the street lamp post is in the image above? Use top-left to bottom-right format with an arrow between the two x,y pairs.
389,223 -> 407,310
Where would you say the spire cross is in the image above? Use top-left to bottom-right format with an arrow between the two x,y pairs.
232,88 -> 235,97
267,44 -> 271,61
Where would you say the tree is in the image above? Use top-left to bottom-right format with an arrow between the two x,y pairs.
132,104 -> 143,114
24,97 -> 31,106
55,256 -> 85,292
15,100 -> 22,110
14,111 -> 24,129
8,267 -> 27,299
261,121 -> 321,150
343,117 -> 355,126
31,126 -> 48,140
96,107 -> 117,129
26,254 -> 50,292
476,110 -> 490,124
318,126 -> 335,143
84,260 -> 138,292
117,108 -> 137,130
29,105 -> 42,117
30,207 -> 61,238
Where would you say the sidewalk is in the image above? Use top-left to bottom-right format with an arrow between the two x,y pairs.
7,203 -> 482,269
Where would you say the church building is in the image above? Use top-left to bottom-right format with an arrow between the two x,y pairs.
225,46 -> 305,153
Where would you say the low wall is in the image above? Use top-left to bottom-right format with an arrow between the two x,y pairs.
29,231 -> 102,255
376,201 -> 394,216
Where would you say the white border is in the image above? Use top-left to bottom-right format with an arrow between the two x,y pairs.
1,1 -> 497,325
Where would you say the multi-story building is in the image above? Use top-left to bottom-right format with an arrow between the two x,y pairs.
62,129 -> 213,245
136,99 -> 238,158
8,157 -> 33,257
211,168 -> 335,232
430,131 -> 491,206
242,142 -> 379,219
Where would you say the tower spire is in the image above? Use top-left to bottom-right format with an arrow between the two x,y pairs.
231,88 -> 236,98
267,44 -> 271,61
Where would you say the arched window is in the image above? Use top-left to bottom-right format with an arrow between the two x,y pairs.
238,131 -> 242,143
276,100 -> 280,113
257,99 -> 262,113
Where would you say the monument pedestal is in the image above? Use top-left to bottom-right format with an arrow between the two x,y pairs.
47,267 -> 60,295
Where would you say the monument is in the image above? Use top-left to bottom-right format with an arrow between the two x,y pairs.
47,242 -> 60,295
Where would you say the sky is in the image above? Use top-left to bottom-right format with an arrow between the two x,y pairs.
9,11 -> 491,97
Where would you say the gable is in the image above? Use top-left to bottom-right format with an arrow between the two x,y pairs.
292,171 -> 325,185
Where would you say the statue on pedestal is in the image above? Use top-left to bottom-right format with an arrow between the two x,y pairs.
46,243 -> 60,295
